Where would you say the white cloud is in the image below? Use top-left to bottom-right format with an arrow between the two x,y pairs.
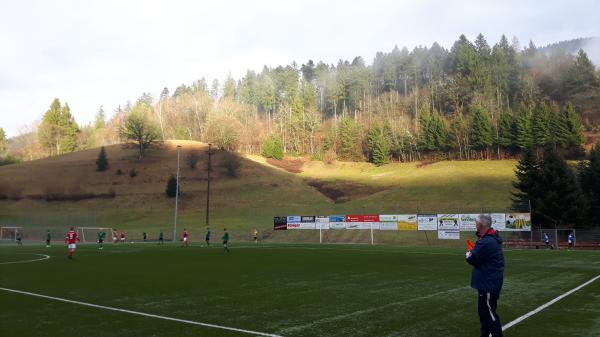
0,0 -> 599,137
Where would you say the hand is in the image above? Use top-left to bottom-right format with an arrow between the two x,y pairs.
465,251 -> 472,259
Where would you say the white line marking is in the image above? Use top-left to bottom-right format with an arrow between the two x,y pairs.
279,286 -> 470,333
0,287 -> 283,337
0,254 -> 50,265
503,274 -> 600,331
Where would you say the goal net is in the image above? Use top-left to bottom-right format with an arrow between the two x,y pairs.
77,227 -> 116,243
0,227 -> 22,241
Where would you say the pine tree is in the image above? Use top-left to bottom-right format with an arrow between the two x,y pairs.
511,148 -> 538,211
581,141 -> 600,224
533,146 -> 585,227
165,175 -> 178,198
548,105 -> 569,147
515,106 -> 533,150
0,127 -> 7,155
367,124 -> 390,166
565,49 -> 599,96
562,102 -> 585,157
468,105 -> 493,158
95,146 -> 109,172
338,115 -> 360,161
496,111 -> 515,155
532,104 -> 551,147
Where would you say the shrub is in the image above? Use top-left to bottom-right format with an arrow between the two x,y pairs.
261,137 -> 284,160
116,169 -> 123,175
129,168 -> 137,178
165,174 -> 178,198
186,151 -> 200,169
95,146 -> 109,171
221,151 -> 241,178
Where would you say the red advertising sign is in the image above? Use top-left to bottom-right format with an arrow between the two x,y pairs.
345,215 -> 380,222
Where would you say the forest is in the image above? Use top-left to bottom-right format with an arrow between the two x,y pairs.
2,35 -> 599,165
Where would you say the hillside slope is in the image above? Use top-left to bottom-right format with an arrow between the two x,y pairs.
0,142 -> 517,241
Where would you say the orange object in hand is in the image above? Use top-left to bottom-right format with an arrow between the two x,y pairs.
467,239 -> 475,252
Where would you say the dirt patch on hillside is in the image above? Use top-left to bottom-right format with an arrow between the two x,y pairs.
267,159 -> 304,173
307,179 -> 386,203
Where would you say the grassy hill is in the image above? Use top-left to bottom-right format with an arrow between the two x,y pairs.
0,141 -> 517,242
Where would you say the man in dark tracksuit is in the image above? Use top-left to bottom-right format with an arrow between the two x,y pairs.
466,214 -> 504,337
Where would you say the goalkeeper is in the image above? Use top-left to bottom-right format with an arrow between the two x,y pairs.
97,229 -> 106,250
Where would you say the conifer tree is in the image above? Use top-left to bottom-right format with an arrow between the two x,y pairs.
95,146 -> 109,172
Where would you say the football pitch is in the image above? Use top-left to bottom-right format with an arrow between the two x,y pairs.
1,243 -> 599,337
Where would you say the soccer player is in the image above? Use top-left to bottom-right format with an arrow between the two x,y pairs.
112,229 -> 118,244
46,230 -> 51,247
97,228 -> 106,250
158,230 -> 164,245
222,228 -> 230,253
543,232 -> 553,249
16,231 -> 23,245
568,232 -> 574,250
64,227 -> 80,259
120,231 -> 126,244
143,232 -> 147,242
181,228 -> 189,248
253,228 -> 259,244
205,227 -> 211,247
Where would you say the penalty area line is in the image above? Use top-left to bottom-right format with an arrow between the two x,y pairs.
503,274 -> 600,331
0,287 -> 283,337
0,254 -> 50,265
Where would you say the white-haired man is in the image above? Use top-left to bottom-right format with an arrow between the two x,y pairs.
466,214 -> 505,337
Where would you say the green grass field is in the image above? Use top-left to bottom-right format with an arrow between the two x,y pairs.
1,243 -> 599,337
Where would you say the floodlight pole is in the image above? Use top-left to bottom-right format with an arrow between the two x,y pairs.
205,143 -> 212,228
173,145 -> 182,242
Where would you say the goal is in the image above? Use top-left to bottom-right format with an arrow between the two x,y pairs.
0,226 -> 22,241
77,227 -> 115,243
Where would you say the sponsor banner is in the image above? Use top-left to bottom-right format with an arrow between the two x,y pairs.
417,214 -> 438,231
379,214 -> 398,222
380,222 -> 398,230
438,229 -> 460,239
315,216 -> 330,230
329,215 -> 345,222
329,215 -> 345,229
398,214 -> 417,231
301,216 -> 316,223
330,222 -> 346,229
287,223 -> 315,229
437,214 -> 460,240
459,214 -> 478,231
345,222 -> 361,230
504,213 -> 531,231
287,216 -> 301,223
273,216 -> 287,230
346,215 -> 380,222
316,222 -> 330,230
491,213 -> 506,231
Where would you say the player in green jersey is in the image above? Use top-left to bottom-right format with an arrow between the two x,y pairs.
97,229 -> 106,250
222,228 -> 230,253
46,230 -> 51,247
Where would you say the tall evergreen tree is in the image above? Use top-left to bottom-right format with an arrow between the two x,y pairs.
468,105 -> 493,158
565,49 -> 599,96
367,124 -> 390,166
496,111 -> 516,155
515,106 -> 533,150
95,146 -> 109,172
532,104 -> 551,147
0,127 -> 7,155
533,146 -> 585,227
561,102 -> 585,157
511,148 -> 538,211
338,115 -> 361,161
581,141 -> 600,224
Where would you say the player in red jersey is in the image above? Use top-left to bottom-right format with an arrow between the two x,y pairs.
181,228 -> 189,248
64,227 -> 80,259
120,231 -> 126,244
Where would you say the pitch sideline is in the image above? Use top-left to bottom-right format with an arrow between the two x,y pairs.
0,287 -> 283,337
502,274 -> 600,331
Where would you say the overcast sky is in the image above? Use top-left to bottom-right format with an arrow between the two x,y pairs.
1,0 -> 599,137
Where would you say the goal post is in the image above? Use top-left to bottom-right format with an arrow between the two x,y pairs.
0,226 -> 23,241
76,227 -> 115,243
